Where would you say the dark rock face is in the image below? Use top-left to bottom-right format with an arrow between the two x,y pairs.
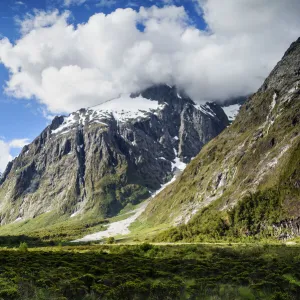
0,85 -> 228,224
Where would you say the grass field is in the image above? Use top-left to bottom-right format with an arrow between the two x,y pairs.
0,242 -> 299,299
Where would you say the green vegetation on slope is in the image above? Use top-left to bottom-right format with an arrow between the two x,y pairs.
150,129 -> 300,243
0,200 -> 148,244
228,189 -> 284,235
139,87 -> 300,229
153,189 -> 291,242
0,211 -> 108,243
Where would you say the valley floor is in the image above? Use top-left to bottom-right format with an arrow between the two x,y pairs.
0,243 -> 299,299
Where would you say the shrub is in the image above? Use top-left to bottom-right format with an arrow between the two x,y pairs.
139,243 -> 153,252
106,237 -> 115,244
19,242 -> 28,252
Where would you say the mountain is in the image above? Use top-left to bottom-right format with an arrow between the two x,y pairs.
139,38 -> 300,240
0,85 -> 228,225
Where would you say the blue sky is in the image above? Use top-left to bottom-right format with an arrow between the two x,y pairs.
0,0 -> 205,158
0,0 -> 299,171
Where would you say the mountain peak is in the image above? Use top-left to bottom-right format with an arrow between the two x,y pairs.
261,37 -> 300,93
283,36 -> 300,57
50,85 -> 225,138
132,84 -> 195,106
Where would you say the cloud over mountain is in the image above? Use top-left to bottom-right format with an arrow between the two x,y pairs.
0,1 -> 300,113
0,138 -> 29,172
0,141 -> 12,173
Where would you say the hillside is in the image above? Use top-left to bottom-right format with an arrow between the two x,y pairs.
138,38 -> 300,241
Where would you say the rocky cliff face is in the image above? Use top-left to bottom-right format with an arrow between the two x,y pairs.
0,85 -> 228,224
140,38 -> 300,235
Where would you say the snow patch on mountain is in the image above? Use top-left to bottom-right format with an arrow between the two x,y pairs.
222,104 -> 241,122
172,157 -> 186,171
90,95 -> 160,121
172,147 -> 186,172
271,92 -> 277,110
52,94 -> 163,135
194,104 -> 216,118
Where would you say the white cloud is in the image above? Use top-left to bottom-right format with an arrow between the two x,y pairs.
63,0 -> 86,7
9,138 -> 30,148
0,141 -> 12,173
0,138 -> 29,173
15,9 -> 70,35
0,2 -> 300,114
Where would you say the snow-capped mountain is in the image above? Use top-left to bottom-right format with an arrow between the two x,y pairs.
0,85 -> 228,224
